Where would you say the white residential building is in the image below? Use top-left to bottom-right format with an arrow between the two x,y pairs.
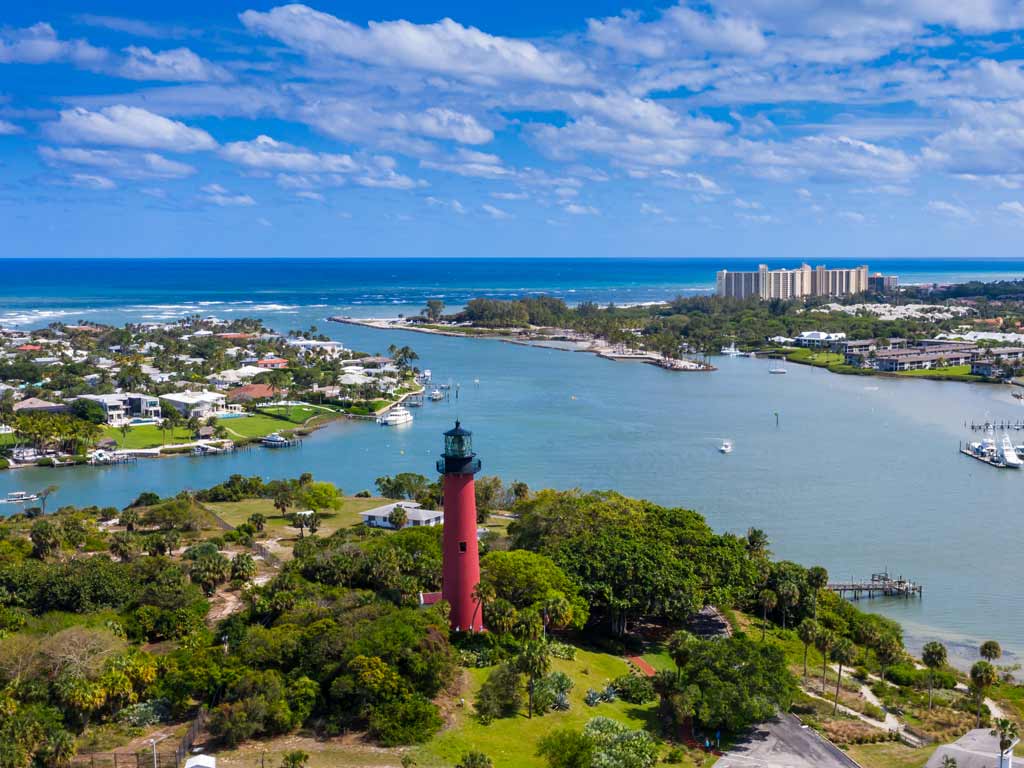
78,393 -> 162,426
160,391 -> 231,419
286,338 -> 347,358
206,365 -> 267,388
359,502 -> 443,529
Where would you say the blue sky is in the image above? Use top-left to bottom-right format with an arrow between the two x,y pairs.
5,1 -> 1024,258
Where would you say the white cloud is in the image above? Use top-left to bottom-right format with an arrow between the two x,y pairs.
295,190 -> 324,202
40,146 -> 196,179
640,202 -> 663,215
492,191 -> 528,200
118,46 -> 230,83
839,210 -> 866,223
0,120 -> 21,135
240,4 -> 589,85
298,99 -> 492,147
70,173 -> 116,190
482,203 -> 512,219
998,201 -> 1024,219
0,22 -> 107,67
588,6 -> 766,58
563,202 -> 600,215
927,200 -> 974,221
46,106 -> 216,151
201,183 -> 255,206
733,197 -> 761,209
421,148 -> 512,178
221,135 -> 357,173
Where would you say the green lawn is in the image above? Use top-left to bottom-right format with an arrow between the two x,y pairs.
417,649 -> 677,768
255,404 -> 330,423
786,349 -> 846,368
101,425 -> 195,449
219,414 -> 304,440
205,495 -> 389,537
895,365 -> 981,381
846,742 -> 935,768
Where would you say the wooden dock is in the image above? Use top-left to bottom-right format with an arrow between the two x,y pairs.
828,572 -> 923,600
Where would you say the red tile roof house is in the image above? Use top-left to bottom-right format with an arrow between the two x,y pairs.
256,357 -> 288,369
15,344 -> 42,352
216,332 -> 256,340
226,384 -> 282,403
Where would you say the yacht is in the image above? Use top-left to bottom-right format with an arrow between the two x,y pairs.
379,406 -> 413,426
430,388 -> 444,401
422,369 -> 432,381
769,365 -> 787,374
720,343 -> 741,357
1000,434 -> 1022,468
719,439 -> 733,454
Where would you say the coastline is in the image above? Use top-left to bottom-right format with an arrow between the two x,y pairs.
328,315 -> 716,372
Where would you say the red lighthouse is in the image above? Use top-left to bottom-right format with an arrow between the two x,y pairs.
437,421 -> 484,632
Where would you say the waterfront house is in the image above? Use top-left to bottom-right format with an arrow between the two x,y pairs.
359,501 -> 443,530
971,359 -> 1007,378
256,357 -> 288,369
793,330 -> 846,348
226,383 -> 281,403
206,365 -> 266,388
874,349 -> 976,371
78,393 -> 162,426
161,391 -> 229,419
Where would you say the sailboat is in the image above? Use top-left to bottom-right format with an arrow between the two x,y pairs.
769,361 -> 788,374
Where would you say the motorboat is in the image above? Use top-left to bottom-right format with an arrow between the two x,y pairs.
719,440 -> 733,454
422,369 -> 432,381
1000,434 -> 1022,468
1,491 -> 39,504
769,365 -> 787,374
720,343 -> 741,357
379,406 -> 413,426
430,388 -> 444,401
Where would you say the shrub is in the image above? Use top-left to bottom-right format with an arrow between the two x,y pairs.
585,688 -> 602,707
36,457 -> 55,467
548,641 -> 577,660
367,695 -> 442,746
610,674 -> 655,704
117,699 -> 171,727
0,457 -> 9,470
475,664 -> 523,723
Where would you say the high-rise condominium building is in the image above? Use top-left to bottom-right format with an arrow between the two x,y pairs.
715,264 -> 869,300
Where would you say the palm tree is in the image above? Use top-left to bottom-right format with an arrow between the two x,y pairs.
273,487 -> 293,519
758,588 -> 777,641
991,718 -> 1019,764
831,638 -> 856,715
980,640 -> 1003,665
516,640 -> 551,718
806,566 -> 829,619
109,531 -> 139,562
970,660 -> 998,727
922,641 -> 948,710
471,581 -> 495,631
797,619 -> 818,680
816,628 -> 836,696
876,635 -> 902,685
248,512 -> 266,532
776,581 -> 800,631
745,527 -> 770,558
666,630 -> 697,676
39,485 -> 58,515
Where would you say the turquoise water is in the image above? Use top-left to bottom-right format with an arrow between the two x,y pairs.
6,257 -> 1024,665
3,320 -> 1024,665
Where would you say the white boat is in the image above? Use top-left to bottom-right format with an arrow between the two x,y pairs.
1000,434 -> 1022,468
422,369 -> 432,381
430,388 -> 444,401
1,491 -> 40,504
379,406 -> 413,426
769,365 -> 787,374
720,343 -> 741,357
719,439 -> 733,454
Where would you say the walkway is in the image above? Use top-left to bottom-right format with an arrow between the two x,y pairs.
626,656 -> 658,677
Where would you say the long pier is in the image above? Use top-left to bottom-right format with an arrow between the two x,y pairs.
967,420 -> 1024,431
828,572 -> 923,600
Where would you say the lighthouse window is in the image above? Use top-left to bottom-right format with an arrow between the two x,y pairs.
459,541 -> 467,553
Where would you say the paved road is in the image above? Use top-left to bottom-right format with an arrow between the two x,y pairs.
716,714 -> 861,768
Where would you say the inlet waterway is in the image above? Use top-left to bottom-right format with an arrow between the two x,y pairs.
3,316 -> 1024,665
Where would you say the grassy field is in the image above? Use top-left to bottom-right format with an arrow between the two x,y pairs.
255,404 -> 331,423
895,365 -> 982,381
101,424 -> 195,449
220,414 -> 305,440
212,648 -> 709,768
205,495 -> 389,538
846,742 -> 935,768
786,349 -> 846,368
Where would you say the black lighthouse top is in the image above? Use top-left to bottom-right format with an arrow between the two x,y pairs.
437,420 -> 482,475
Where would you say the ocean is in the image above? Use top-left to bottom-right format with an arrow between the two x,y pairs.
5,256 -> 1024,666
4,257 -> 1024,328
